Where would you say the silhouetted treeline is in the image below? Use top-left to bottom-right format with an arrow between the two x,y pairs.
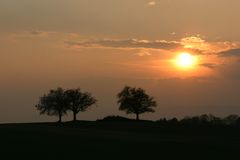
157,114 -> 240,126
36,86 -> 157,122
36,88 -> 97,122
36,86 -> 240,126
99,114 -> 240,127
117,86 -> 157,120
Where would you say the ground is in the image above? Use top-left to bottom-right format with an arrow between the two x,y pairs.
0,121 -> 239,159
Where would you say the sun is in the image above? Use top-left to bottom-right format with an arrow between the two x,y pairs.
176,52 -> 197,68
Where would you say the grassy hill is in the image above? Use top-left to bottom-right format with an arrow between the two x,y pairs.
0,120 -> 239,159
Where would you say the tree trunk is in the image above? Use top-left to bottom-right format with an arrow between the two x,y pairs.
58,114 -> 62,123
136,113 -> 139,121
73,112 -> 77,121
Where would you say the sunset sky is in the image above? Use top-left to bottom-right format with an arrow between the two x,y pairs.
1,0 -> 240,122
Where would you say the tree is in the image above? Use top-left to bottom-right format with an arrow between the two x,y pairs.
36,88 -> 68,123
65,88 -> 97,121
224,115 -> 239,125
117,86 -> 157,120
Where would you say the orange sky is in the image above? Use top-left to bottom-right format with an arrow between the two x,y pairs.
0,0 -> 240,122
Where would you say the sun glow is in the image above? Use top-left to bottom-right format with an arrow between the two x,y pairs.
176,52 -> 197,68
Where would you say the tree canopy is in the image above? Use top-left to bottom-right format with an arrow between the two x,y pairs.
65,88 -> 97,121
117,86 -> 157,120
36,87 -> 68,122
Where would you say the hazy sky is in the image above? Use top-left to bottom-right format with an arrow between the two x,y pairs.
1,0 -> 240,122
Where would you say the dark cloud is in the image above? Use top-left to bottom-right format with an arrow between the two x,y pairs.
64,39 -> 182,50
218,48 -> 240,57
31,30 -> 43,35
200,63 -> 217,69
28,30 -> 55,37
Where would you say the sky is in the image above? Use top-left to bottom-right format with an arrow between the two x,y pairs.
1,0 -> 240,122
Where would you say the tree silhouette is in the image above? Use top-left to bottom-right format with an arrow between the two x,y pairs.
36,88 -> 68,123
65,88 -> 97,121
224,115 -> 239,125
117,86 -> 157,120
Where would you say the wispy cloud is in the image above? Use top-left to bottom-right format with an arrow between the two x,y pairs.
26,30 -> 56,37
11,30 -> 240,59
148,1 -> 156,6
218,48 -> 240,57
30,30 -> 48,36
64,39 -> 181,50
200,63 -> 218,69
137,49 -> 153,56
63,35 -> 240,58
8,30 -> 57,39
180,36 -> 240,56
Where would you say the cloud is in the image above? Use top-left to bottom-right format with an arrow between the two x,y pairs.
64,39 -> 182,50
180,36 -> 240,55
181,36 -> 205,44
11,32 -> 217,58
218,48 -> 240,57
8,31 -> 240,57
8,30 -> 56,40
28,30 -> 55,37
180,36 -> 210,53
200,63 -> 217,69
148,1 -> 156,6
30,30 -> 45,35
62,35 -> 240,58
137,49 -> 152,56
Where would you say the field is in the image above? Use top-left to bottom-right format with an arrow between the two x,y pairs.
0,121 -> 239,159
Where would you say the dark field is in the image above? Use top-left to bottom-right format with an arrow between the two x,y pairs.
0,121 -> 239,159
